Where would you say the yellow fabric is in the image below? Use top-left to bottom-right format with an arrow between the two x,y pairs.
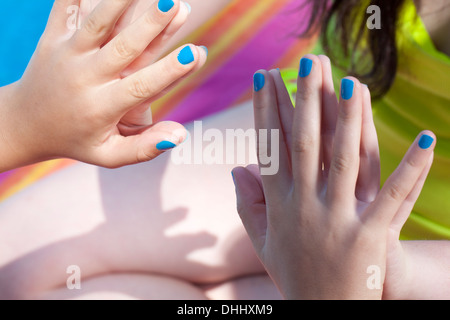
373,0 -> 450,239
303,0 -> 450,239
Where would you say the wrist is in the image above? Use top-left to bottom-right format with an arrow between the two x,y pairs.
0,83 -> 50,172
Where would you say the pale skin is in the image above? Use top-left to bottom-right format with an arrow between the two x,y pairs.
0,0 -> 210,172
0,0 -> 450,299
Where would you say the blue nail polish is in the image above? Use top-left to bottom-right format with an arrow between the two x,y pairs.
418,134 -> 434,149
178,46 -> 194,65
231,171 -> 235,184
341,78 -> 354,100
156,140 -> 177,150
299,58 -> 313,78
158,0 -> 175,12
254,73 -> 265,92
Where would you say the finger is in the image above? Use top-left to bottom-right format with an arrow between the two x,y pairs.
96,0 -> 184,77
120,2 -> 191,76
44,0 -> 81,37
326,77 -> 363,207
107,44 -> 206,115
93,121 -> 188,168
252,70 -> 292,195
364,131 -> 436,227
291,55 -> 323,195
318,55 -> 339,179
232,166 -> 267,255
71,0 -> 134,51
269,69 -> 294,160
355,85 -> 380,203
389,152 -> 434,234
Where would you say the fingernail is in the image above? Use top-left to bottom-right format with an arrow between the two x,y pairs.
231,171 -> 236,184
253,73 -> 265,92
158,0 -> 175,12
299,58 -> 313,78
156,140 -> 177,151
199,45 -> 208,56
341,78 -> 354,100
183,1 -> 192,13
178,46 -> 194,65
418,134 -> 434,149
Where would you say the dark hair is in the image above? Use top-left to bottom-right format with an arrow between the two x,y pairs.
303,0 -> 408,98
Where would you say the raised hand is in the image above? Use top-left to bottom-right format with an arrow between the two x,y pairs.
232,55 -> 435,299
0,0 -> 207,171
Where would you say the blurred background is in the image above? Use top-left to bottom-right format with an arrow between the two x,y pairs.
0,1 -> 54,86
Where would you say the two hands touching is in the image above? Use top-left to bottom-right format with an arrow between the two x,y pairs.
0,0 -> 442,300
232,55 -> 436,299
0,0 -> 207,172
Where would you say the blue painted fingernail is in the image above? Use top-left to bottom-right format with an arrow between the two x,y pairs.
254,73 -> 265,92
158,0 -> 175,12
341,78 -> 354,100
178,46 -> 194,65
231,171 -> 235,184
156,140 -> 177,150
299,58 -> 313,78
418,134 -> 434,149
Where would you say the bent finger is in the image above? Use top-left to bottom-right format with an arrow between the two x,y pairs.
364,131 -> 436,227
96,0 -> 183,77
71,0 -> 134,51
107,44 -> 206,115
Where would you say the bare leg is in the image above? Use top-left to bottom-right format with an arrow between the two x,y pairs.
0,102 -> 275,299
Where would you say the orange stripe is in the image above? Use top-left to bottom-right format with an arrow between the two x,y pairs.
152,0 -> 291,121
0,159 -> 76,201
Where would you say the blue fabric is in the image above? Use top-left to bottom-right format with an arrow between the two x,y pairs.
0,1 -> 54,86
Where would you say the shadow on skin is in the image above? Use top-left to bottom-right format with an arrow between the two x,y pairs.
0,155 -> 217,299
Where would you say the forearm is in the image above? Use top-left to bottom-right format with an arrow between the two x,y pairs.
402,240 -> 450,299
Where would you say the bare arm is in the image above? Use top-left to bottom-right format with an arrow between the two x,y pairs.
403,241 -> 450,299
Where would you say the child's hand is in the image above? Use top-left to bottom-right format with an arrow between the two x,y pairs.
232,55 -> 435,299
1,0 -> 206,170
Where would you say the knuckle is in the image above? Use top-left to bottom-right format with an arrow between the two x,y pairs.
293,135 -> 314,154
386,182 -> 406,201
405,155 -> 420,168
144,8 -> 164,27
129,77 -> 154,100
338,104 -> 356,121
83,15 -> 107,36
112,37 -> 138,61
136,148 -> 157,163
331,154 -> 352,174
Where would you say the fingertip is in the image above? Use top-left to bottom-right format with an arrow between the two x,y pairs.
253,71 -> 266,92
417,131 -> 436,150
177,44 -> 196,65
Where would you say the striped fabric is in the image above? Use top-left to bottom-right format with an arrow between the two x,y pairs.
0,0 -> 317,202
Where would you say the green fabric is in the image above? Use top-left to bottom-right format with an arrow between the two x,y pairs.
310,0 -> 450,239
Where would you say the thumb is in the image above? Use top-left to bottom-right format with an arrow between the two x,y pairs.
95,121 -> 187,168
232,165 -> 267,254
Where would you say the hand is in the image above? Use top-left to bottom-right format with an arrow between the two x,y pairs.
232,55 -> 436,299
1,0 -> 207,171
